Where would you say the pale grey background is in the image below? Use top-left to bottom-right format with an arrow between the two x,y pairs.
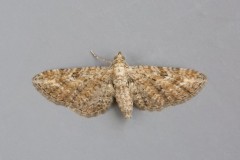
0,0 -> 239,160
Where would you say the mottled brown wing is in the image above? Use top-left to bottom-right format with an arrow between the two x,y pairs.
128,66 -> 207,111
32,67 -> 115,117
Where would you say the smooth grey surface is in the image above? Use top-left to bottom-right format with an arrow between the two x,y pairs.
0,0 -> 240,160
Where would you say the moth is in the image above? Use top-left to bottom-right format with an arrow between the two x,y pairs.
32,52 -> 207,118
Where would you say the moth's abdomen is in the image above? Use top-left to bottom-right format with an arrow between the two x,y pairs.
114,82 -> 133,119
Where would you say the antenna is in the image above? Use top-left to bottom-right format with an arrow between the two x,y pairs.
90,50 -> 112,64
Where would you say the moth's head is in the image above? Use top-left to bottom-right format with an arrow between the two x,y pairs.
113,52 -> 125,62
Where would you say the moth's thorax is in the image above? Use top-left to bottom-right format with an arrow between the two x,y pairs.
112,52 -> 128,79
113,63 -> 126,78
